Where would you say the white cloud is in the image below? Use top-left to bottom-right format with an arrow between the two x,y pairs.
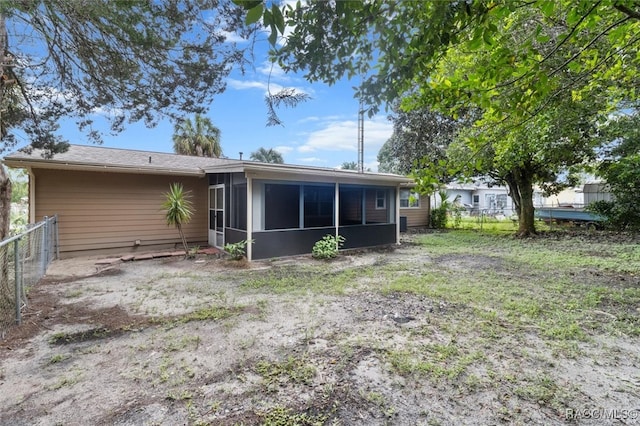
297,115 -> 392,155
256,61 -> 289,81
219,30 -> 247,43
298,156 -> 326,163
227,78 -> 309,97
227,79 -> 269,91
274,145 -> 294,154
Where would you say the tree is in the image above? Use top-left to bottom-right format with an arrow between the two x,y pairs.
0,0 -> 249,157
259,1 -> 640,117
162,183 -> 193,255
377,104 -> 472,177
340,161 -> 357,170
589,112 -> 640,230
250,147 -> 283,163
8,168 -> 26,203
238,0 -> 640,235
433,97 -> 603,235
0,165 -> 10,240
173,114 -> 223,158
339,161 -> 371,172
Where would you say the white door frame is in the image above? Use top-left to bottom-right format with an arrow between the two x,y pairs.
208,184 -> 225,248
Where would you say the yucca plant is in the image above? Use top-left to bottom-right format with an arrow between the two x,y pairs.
162,183 -> 193,254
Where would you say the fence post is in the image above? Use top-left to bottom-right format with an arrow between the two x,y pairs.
54,215 -> 60,260
14,237 -> 21,325
41,216 -> 49,276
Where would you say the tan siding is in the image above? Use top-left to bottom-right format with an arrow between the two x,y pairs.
400,195 -> 430,227
34,169 -> 208,256
364,189 -> 387,223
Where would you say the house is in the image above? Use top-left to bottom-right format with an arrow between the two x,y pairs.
3,145 -> 422,260
533,181 -> 612,208
437,182 -> 516,216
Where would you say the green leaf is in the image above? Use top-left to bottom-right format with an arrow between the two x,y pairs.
232,0 -> 262,10
566,9 -> 580,26
482,29 -> 493,46
469,33 -> 483,50
538,1 -> 555,18
268,23 -> 278,46
567,61 -> 581,73
263,8 -> 272,26
245,3 -> 263,25
536,34 -> 550,43
272,4 -> 285,34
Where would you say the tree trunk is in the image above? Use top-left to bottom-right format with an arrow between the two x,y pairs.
0,165 -> 10,241
504,169 -> 536,237
518,184 -> 536,236
514,169 -> 536,237
176,223 -> 189,254
504,174 -> 521,218
0,13 -> 11,241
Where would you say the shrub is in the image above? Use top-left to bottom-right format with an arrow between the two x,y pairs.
312,234 -> 345,259
224,239 -> 253,260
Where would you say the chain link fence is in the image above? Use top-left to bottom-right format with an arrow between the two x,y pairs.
0,215 -> 58,338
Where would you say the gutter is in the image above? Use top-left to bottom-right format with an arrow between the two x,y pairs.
2,159 -> 206,177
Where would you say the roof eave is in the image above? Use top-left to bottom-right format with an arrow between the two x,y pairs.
205,162 -> 413,184
2,158 -> 206,177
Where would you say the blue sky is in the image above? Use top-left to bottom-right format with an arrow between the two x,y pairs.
53,32 -> 393,172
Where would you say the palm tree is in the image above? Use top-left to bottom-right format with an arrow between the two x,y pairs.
173,114 -> 222,157
162,183 -> 193,254
341,161 -> 358,170
250,147 -> 284,164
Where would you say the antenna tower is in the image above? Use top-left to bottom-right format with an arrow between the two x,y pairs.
357,98 -> 364,173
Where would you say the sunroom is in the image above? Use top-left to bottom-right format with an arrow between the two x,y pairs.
205,162 -> 412,260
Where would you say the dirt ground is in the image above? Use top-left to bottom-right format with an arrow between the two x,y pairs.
1,234 -> 639,425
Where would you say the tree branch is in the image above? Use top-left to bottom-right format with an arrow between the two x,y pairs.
614,3 -> 640,20
548,16 -> 631,78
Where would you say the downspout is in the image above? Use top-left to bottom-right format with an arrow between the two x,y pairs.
246,176 -> 253,261
395,185 -> 401,245
28,168 -> 35,224
334,182 -> 339,240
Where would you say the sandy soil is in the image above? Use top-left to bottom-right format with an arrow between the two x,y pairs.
0,236 -> 639,425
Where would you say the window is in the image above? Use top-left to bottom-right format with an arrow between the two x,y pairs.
264,184 -> 300,230
304,185 -> 334,228
485,194 -> 496,209
339,187 -> 363,225
232,184 -> 247,230
400,189 -> 420,208
376,190 -> 386,209
496,194 -> 507,209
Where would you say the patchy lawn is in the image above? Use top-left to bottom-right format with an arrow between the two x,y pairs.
1,231 -> 639,425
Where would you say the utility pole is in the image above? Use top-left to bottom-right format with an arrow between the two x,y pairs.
357,98 -> 364,173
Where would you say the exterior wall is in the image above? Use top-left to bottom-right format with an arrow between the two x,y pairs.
400,195 -> 430,227
472,188 -> 515,215
33,168 -> 208,257
252,227 -> 332,259
340,224 -> 396,249
446,190 -> 472,205
364,188 -> 388,223
583,183 -> 613,205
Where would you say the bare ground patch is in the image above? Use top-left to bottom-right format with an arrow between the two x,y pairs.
1,234 -> 639,425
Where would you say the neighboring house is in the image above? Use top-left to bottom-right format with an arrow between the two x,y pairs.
3,145 -> 415,260
437,182 -> 516,216
533,181 -> 612,208
533,186 -> 581,208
